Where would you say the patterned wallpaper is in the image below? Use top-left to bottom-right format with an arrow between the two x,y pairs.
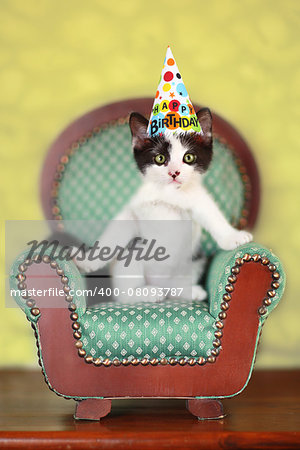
0,0 -> 299,367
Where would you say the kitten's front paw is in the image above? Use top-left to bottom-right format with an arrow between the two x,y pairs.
218,230 -> 253,251
192,285 -> 207,301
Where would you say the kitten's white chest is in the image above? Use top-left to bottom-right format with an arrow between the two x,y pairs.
130,185 -> 202,255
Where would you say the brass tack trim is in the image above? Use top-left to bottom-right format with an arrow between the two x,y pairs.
225,284 -> 234,293
268,264 -> 276,272
131,358 -> 140,366
103,358 -> 112,367
113,359 -> 122,367
26,300 -> 35,308
68,303 -> 77,311
42,255 -> 51,263
242,253 -> 251,262
73,331 -> 81,339
197,357 -> 206,365
72,322 -> 80,330
271,281 -> 280,289
215,321 -> 224,329
93,358 -> 102,366
32,255 -> 42,263
267,289 -> 276,298
223,293 -> 232,302
218,311 -> 227,320
188,358 -> 196,366
18,282 -> 26,290
228,275 -> 237,284
70,312 -> 78,321
213,339 -> 221,348
63,286 -> 71,293
221,301 -> 229,311
75,340 -> 83,349
31,307 -> 40,316
169,358 -> 177,366
18,264 -> 27,273
81,355 -> 211,367
150,358 -> 159,366
261,257 -> 270,265
56,267 -> 64,276
215,330 -> 223,338
16,273 -> 26,282
211,348 -> 220,357
272,272 -> 280,280
61,276 -> 68,284
258,306 -> 267,315
50,261 -> 57,268
263,298 -> 272,306
235,258 -> 244,266
141,358 -> 149,366
252,254 -> 261,262
231,266 -> 240,274
207,356 -> 216,364
78,349 -> 86,357
65,295 -> 73,302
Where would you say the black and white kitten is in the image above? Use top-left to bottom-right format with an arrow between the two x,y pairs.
75,108 -> 252,302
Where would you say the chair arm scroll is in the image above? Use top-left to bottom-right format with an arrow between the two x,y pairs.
206,242 -> 286,321
10,247 -> 87,323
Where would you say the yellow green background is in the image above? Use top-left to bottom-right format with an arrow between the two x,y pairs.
1,0 -> 299,367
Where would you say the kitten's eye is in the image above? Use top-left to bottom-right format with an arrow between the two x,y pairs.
154,154 -> 166,165
183,153 -> 196,164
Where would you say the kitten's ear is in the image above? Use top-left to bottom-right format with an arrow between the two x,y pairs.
129,112 -> 149,148
196,108 -> 213,148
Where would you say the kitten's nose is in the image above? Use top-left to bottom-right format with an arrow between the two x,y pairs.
169,171 -> 180,179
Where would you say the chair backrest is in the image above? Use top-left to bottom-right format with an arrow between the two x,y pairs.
41,98 -> 260,257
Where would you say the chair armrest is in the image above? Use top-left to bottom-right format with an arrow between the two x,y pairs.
206,242 -> 286,320
9,246 -> 87,323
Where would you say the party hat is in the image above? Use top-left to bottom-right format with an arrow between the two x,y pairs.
147,46 -> 201,137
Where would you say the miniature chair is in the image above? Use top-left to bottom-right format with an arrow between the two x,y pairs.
10,98 -> 285,420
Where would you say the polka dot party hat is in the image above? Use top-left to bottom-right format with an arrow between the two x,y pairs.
147,46 -> 201,137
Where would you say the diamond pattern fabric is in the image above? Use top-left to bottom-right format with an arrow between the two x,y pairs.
80,301 -> 216,360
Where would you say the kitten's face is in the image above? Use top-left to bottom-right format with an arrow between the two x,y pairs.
129,108 -> 213,188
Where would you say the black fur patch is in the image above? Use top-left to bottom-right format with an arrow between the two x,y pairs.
133,135 -> 170,173
129,109 -> 213,175
178,132 -> 213,173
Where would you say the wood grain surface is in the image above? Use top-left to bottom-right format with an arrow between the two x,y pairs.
0,369 -> 299,449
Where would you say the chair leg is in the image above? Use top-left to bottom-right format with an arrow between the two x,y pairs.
186,399 -> 225,420
74,398 -> 112,420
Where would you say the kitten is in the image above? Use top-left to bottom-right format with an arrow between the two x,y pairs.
74,108 -> 252,303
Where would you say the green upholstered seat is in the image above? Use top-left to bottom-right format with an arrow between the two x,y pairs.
80,301 -> 216,361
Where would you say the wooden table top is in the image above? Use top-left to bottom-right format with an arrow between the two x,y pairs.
0,369 -> 299,449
